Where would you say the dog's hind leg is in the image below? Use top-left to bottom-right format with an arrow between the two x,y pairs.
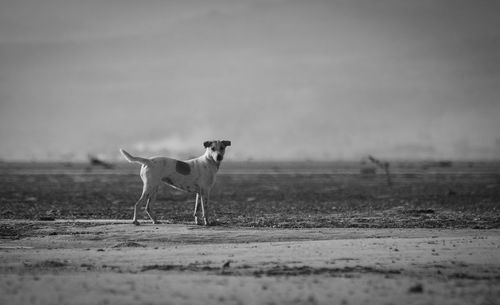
193,193 -> 200,225
145,186 -> 160,224
132,180 -> 156,225
132,194 -> 147,225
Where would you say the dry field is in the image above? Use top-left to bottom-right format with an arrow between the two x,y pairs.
1,161 -> 499,228
1,161 -> 500,304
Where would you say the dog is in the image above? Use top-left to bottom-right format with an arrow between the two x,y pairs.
120,140 -> 231,226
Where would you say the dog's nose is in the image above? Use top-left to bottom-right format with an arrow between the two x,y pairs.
216,155 -> 223,161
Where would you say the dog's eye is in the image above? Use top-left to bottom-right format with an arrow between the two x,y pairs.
211,147 -> 216,151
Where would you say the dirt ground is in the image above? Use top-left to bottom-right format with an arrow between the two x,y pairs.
1,220 -> 499,305
1,161 -> 499,304
1,161 -> 500,229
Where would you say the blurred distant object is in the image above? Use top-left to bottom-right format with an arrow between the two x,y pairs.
421,160 -> 454,170
367,155 -> 392,187
437,161 -> 453,167
88,154 -> 114,169
360,157 -> 377,176
360,166 -> 377,175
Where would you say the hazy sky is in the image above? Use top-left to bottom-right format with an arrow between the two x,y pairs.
1,0 -> 499,161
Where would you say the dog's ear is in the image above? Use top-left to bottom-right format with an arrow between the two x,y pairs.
222,140 -> 231,147
203,141 -> 213,148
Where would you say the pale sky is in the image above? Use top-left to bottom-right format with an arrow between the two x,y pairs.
1,0 -> 499,161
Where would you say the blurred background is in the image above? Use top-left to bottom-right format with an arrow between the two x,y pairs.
1,0 -> 499,162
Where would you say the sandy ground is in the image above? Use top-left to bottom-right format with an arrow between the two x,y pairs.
1,220 -> 499,305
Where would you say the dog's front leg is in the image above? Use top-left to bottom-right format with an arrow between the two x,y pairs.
200,190 -> 211,226
193,193 -> 200,225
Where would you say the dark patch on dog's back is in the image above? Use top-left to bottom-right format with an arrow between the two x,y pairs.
175,161 -> 191,175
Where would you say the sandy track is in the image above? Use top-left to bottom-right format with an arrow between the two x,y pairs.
1,220 -> 499,305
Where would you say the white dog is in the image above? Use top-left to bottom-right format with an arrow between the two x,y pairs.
120,140 -> 231,225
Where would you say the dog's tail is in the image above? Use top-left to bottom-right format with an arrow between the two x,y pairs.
119,149 -> 152,166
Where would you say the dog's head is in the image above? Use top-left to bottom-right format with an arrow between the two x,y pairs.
204,140 -> 231,163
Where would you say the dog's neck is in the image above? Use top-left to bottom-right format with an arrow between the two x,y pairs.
203,152 -> 221,170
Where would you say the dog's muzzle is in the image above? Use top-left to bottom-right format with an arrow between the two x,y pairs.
216,155 -> 223,161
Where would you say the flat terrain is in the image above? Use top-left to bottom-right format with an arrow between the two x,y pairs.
1,161 -> 499,304
1,221 -> 499,305
1,161 -> 499,228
